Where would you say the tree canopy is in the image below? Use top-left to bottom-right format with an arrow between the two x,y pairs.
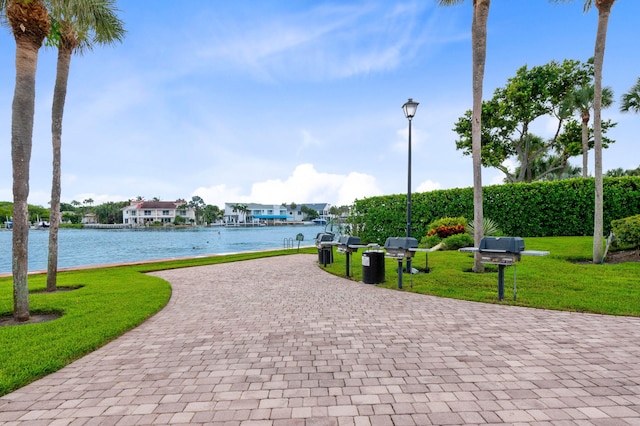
454,58 -> 616,182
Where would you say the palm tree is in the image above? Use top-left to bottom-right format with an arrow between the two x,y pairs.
438,0 -> 490,272
620,77 -> 640,114
587,0 -> 616,264
45,0 -> 125,292
2,0 -> 50,321
554,0 -> 617,263
561,84 -> 613,177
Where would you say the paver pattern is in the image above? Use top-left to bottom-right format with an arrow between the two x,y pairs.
1,254 -> 640,425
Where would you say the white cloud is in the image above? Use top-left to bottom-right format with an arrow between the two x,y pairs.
298,130 -> 322,155
191,184 -> 245,210
416,180 -> 441,193
194,164 -> 382,208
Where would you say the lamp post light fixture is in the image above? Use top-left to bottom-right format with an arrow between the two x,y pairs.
402,97 -> 419,273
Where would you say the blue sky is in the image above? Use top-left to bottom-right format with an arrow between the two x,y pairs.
0,0 -> 639,209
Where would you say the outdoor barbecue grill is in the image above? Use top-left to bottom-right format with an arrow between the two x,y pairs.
336,235 -> 365,277
315,232 -> 335,267
384,237 -> 419,289
479,236 -> 525,265
460,236 -> 549,300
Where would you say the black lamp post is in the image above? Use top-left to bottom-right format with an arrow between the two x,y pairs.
402,98 -> 419,273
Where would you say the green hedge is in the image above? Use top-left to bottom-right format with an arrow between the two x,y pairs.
349,177 -> 640,244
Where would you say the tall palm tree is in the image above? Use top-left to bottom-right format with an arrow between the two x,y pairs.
554,0 -> 616,263
45,0 -> 124,292
620,77 -> 640,114
561,84 -> 613,177
588,0 -> 616,264
46,1 -> 123,291
3,0 -> 50,321
438,0 -> 490,272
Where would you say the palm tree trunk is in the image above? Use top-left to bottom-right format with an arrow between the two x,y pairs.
471,0 -> 490,272
592,0 -> 614,264
581,112 -> 589,178
11,38 -> 40,321
47,46 -> 73,292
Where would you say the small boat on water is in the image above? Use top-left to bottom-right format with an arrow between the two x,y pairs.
312,218 -> 327,225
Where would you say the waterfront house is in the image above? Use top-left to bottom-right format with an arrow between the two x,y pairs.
121,200 -> 196,225
82,213 -> 97,224
223,202 -> 332,225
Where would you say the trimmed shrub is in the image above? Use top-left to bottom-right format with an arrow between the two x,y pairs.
420,234 -> 441,249
349,177 -> 640,244
611,215 -> 640,251
441,233 -> 474,250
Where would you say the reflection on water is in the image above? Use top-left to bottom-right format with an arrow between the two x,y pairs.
0,225 -> 330,273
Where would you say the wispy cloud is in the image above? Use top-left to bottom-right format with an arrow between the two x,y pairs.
194,2 -> 437,81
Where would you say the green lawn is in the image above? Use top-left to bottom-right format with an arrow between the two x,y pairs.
1,237 -> 638,397
323,236 -> 640,316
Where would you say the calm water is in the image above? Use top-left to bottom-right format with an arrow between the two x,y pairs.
0,225 -> 330,274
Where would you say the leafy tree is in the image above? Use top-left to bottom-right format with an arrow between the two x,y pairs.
438,0 -> 490,272
560,80 -> 613,177
202,204 -> 222,224
606,165 -> 640,177
300,205 -> 319,221
46,0 -> 125,292
59,202 -> 75,212
94,201 -> 126,224
3,0 -> 51,321
620,77 -> 640,114
61,211 -> 80,224
187,196 -> 206,224
454,59 -> 612,183
28,205 -> 49,223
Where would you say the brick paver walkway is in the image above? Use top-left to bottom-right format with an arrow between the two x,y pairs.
1,254 -> 640,425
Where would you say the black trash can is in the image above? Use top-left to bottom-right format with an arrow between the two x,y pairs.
318,246 -> 333,266
362,250 -> 385,284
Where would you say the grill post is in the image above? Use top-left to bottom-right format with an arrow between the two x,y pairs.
497,265 -> 505,301
345,251 -> 351,277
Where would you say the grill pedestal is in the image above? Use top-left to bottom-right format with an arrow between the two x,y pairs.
336,236 -> 363,277
384,237 -> 419,289
460,237 -> 549,301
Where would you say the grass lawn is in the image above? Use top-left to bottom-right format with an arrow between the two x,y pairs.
323,236 -> 640,316
0,248 -> 313,396
0,237 -> 638,396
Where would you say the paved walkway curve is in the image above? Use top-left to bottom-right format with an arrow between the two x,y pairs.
1,254 -> 640,425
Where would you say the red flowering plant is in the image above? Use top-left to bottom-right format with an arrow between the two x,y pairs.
420,217 -> 468,249
426,224 -> 466,239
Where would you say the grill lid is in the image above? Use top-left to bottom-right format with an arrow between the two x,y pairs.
384,237 -> 419,250
479,236 -> 524,253
338,235 -> 361,246
315,232 -> 334,243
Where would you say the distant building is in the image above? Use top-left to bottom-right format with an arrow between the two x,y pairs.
223,202 -> 332,225
121,200 -> 196,225
82,213 -> 97,225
